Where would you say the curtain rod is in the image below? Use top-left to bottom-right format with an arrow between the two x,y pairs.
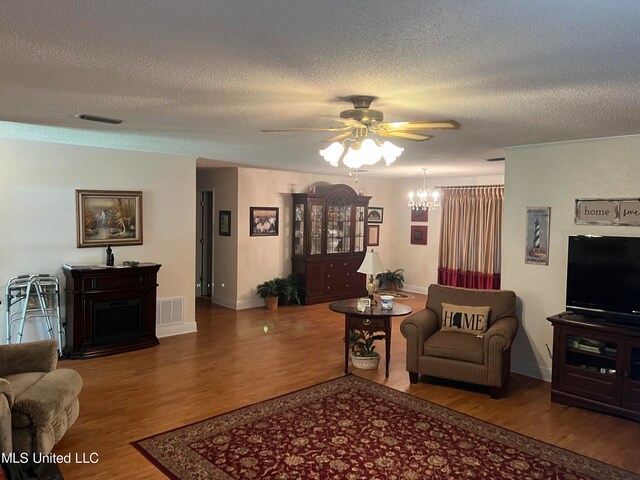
435,184 -> 504,189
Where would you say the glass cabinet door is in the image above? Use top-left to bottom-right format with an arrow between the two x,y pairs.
326,195 -> 352,254
310,204 -> 323,255
565,334 -> 617,375
354,206 -> 365,252
293,202 -> 305,256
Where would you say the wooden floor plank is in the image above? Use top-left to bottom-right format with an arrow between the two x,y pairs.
52,294 -> 640,478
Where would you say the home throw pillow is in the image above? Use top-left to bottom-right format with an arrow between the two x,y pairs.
441,303 -> 490,335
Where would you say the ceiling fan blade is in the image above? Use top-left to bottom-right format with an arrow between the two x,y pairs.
260,127 -> 345,133
377,130 -> 433,141
325,131 -> 353,143
319,115 -> 366,128
382,120 -> 460,130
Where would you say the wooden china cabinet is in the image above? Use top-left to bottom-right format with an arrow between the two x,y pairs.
292,184 -> 371,305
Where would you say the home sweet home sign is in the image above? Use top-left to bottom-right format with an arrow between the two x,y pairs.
575,198 -> 640,226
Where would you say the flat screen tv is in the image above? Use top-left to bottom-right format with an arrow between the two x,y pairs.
566,235 -> 640,326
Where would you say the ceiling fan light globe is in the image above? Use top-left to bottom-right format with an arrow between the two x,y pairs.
319,142 -> 344,167
380,141 -> 403,165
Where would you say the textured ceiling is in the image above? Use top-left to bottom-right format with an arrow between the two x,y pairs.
2,1 -> 640,178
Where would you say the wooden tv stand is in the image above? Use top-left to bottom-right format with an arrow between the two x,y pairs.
548,312 -> 640,421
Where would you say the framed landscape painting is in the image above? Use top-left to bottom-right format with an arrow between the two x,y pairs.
76,190 -> 143,247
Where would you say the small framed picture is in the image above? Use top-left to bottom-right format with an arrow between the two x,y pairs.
250,207 -> 279,236
219,210 -> 231,236
410,225 -> 428,245
367,207 -> 384,224
411,208 -> 428,223
368,225 -> 380,246
76,189 -> 143,247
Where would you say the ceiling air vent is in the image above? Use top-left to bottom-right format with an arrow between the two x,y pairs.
74,113 -> 123,125
486,157 -> 505,162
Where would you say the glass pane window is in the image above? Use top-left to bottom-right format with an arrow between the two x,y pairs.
355,206 -> 365,252
565,334 -> 617,374
294,203 -> 305,256
310,204 -> 323,255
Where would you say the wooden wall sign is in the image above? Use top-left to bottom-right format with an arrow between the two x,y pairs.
575,198 -> 640,226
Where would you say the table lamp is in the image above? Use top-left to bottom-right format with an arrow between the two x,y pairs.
357,249 -> 386,305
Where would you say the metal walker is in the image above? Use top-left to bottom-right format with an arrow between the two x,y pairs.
5,274 -> 64,355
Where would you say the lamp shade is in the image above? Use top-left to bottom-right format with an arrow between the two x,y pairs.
357,249 -> 386,275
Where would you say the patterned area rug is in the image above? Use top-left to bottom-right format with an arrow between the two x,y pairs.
133,376 -> 637,480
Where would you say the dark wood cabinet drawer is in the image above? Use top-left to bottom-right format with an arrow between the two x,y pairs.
349,315 -> 386,330
82,274 -> 147,291
560,366 -> 621,405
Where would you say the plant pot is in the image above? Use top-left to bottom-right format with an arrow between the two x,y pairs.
387,283 -> 398,291
264,296 -> 279,310
350,352 -> 380,370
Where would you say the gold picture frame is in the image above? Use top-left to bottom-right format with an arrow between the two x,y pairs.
76,190 -> 143,247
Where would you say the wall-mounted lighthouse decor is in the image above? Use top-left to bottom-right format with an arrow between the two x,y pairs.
525,207 -> 550,265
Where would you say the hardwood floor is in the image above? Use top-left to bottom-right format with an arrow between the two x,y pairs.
53,294 -> 640,478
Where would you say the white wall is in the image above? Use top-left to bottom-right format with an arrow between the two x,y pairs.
502,135 -> 640,381
0,139 -> 197,344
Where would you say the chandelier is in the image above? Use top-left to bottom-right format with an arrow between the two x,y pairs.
408,169 -> 440,210
319,128 -> 403,169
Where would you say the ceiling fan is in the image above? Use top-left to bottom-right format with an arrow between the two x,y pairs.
261,95 -> 459,142
261,95 -> 460,169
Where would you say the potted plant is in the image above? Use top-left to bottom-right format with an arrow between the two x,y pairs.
376,268 -> 405,291
278,273 -> 302,306
256,279 -> 280,310
349,330 -> 385,370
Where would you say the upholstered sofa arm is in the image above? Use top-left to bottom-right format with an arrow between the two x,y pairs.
400,308 -> 439,365
484,316 -> 519,350
0,340 -> 58,377
11,369 -> 82,430
0,378 -> 13,453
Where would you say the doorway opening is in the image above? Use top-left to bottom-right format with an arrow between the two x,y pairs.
196,190 -> 214,297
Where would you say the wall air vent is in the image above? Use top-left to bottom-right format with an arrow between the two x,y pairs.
74,113 -> 123,125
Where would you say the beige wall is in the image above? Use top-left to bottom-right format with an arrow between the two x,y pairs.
235,167 -> 398,308
0,138 -> 197,344
388,174 -> 504,293
196,167 -> 239,308
502,135 -> 640,381
197,165 -> 503,309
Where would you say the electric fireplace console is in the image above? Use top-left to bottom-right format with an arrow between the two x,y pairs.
62,263 -> 161,359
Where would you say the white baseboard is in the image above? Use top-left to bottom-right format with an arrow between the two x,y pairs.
156,321 -> 197,338
512,360 -> 551,382
403,284 -> 428,295
211,295 -> 238,310
235,298 -> 264,310
211,295 -> 263,310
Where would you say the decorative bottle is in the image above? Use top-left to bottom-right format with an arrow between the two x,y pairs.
106,245 -> 114,266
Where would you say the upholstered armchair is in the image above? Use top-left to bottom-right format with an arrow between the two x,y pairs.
400,284 -> 519,398
0,340 -> 82,454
